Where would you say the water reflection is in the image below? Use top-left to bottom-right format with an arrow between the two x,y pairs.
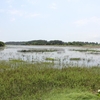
0,45 -> 100,67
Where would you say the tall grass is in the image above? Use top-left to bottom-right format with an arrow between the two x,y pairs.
0,60 -> 100,100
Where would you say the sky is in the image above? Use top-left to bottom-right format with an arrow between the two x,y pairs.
0,0 -> 100,42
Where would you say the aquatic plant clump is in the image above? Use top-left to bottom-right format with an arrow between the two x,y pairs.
45,57 -> 55,61
70,49 -> 100,52
70,58 -> 81,61
18,48 -> 62,52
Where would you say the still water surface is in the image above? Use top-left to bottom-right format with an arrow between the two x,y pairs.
0,45 -> 100,67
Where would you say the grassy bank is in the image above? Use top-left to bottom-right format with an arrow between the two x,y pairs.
0,60 -> 100,100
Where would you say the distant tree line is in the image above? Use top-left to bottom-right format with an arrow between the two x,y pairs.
0,41 -> 5,47
66,41 -> 99,46
5,42 -> 26,45
25,40 -> 64,45
5,40 -> 99,46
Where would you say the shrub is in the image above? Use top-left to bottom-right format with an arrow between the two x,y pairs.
0,41 -> 5,47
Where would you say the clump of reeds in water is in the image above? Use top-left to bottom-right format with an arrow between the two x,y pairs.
18,49 -> 60,52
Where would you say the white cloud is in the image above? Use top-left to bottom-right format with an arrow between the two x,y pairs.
74,16 -> 100,26
8,9 -> 24,16
50,3 -> 57,10
0,9 -> 5,13
11,18 -> 15,22
90,17 -> 100,23
74,19 -> 89,25
6,0 -> 13,9
88,34 -> 100,42
0,28 -> 4,34
25,13 -> 41,18
9,5 -> 13,8
67,0 -> 79,2
27,0 -> 36,5
21,4 -> 26,7
6,0 -> 13,4
67,0 -> 71,2
7,8 -> 41,19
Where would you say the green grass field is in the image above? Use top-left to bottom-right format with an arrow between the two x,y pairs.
44,89 -> 100,100
0,60 -> 100,100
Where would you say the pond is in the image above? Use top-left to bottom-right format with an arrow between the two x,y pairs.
0,45 -> 100,67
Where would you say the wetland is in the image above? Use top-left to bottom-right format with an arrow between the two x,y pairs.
1,45 -> 100,100
1,45 -> 100,67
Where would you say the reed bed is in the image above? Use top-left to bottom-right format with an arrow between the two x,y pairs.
70,49 -> 100,53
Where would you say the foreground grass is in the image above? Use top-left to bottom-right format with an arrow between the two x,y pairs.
44,89 -> 99,100
0,60 -> 100,100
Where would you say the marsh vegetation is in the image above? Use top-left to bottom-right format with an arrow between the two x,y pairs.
0,45 -> 100,99
1,45 -> 100,67
70,49 -> 100,52
18,48 -> 61,53
0,60 -> 100,100
70,58 -> 81,61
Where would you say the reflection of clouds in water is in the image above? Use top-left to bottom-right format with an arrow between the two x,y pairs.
1,45 -> 100,67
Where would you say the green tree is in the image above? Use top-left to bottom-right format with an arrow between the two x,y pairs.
49,40 -> 64,45
26,40 -> 48,45
0,41 -> 5,47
